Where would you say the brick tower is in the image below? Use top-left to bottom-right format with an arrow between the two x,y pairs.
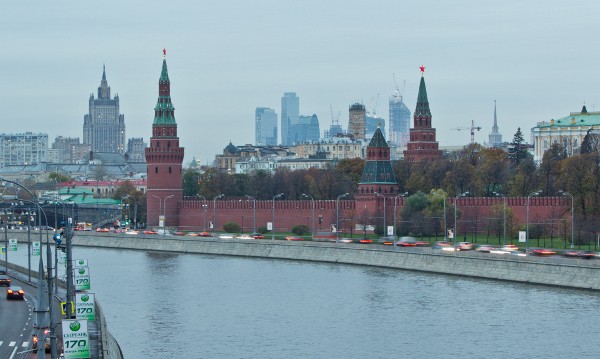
403,66 -> 442,162
145,50 -> 184,227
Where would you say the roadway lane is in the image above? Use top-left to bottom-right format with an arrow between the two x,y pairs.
0,277 -> 42,359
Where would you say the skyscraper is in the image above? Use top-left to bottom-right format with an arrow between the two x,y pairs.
348,103 -> 366,140
83,66 -> 126,154
488,100 -> 503,147
288,114 -> 320,144
404,67 -> 442,162
389,90 -> 411,146
281,92 -> 299,145
0,132 -> 48,166
255,107 -> 278,146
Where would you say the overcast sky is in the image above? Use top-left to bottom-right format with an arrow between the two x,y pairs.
3,1 -> 600,165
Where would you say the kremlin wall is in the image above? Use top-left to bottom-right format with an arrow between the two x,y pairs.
146,56 -> 569,235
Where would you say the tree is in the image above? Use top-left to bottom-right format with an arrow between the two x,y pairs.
92,164 -> 108,181
508,127 -> 529,167
48,172 -> 72,184
182,169 -> 200,197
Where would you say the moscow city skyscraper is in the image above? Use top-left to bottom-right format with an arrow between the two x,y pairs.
281,92 -> 299,145
83,66 -> 126,154
255,107 -> 278,146
388,89 -> 411,146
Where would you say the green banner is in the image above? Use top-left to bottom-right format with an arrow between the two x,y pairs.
75,293 -> 95,321
61,319 -> 90,358
74,267 -> 91,291
8,238 -> 17,251
32,241 -> 41,256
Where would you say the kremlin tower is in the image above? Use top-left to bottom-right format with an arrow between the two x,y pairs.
145,50 -> 184,227
403,66 -> 442,162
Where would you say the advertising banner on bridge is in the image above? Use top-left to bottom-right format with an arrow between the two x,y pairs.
76,293 -> 96,320
59,250 -> 67,264
8,238 -> 17,251
74,266 -> 91,291
519,231 -> 526,243
32,241 -> 41,256
61,319 -> 90,358
74,259 -> 88,268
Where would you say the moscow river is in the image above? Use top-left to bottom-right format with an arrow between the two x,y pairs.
8,244 -> 600,358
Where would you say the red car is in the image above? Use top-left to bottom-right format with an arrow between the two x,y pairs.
251,233 -> 265,239
530,248 -> 557,256
143,230 -> 158,235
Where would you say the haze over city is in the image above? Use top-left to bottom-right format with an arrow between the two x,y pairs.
3,0 -> 600,164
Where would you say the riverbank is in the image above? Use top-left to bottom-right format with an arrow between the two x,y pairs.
76,232 -> 600,291
7,230 -> 600,290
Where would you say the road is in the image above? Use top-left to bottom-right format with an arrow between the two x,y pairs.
0,275 -> 54,359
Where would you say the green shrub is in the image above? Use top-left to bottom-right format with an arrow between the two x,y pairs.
257,226 -> 268,234
291,224 -> 309,235
223,221 -> 241,233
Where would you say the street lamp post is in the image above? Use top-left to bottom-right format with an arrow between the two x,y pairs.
336,193 -> 349,243
559,190 -> 574,249
493,192 -> 507,245
453,192 -> 469,243
526,190 -> 542,253
245,195 -> 256,233
432,192 -> 447,240
163,195 -> 174,233
197,195 -> 207,231
374,192 -> 386,238
302,193 -> 315,236
213,194 -> 224,234
394,192 -> 408,245
123,195 -> 138,229
272,193 -> 284,240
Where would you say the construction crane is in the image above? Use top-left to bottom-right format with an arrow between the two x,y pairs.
451,120 -> 482,144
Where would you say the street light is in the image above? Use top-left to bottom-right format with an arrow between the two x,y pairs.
526,190 -> 542,253
394,192 -> 408,245
559,190 -> 574,249
197,195 -> 207,231
374,192 -> 387,238
272,193 -> 284,240
336,193 -> 349,243
246,195 -> 256,233
453,191 -> 469,243
302,193 -> 315,236
213,194 -> 224,234
123,195 -> 138,229
432,192 -> 447,240
493,192 -> 507,245
151,194 -> 173,234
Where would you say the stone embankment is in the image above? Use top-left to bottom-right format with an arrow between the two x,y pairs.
8,230 -> 600,290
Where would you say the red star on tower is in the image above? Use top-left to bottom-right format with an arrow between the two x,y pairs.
419,65 -> 425,73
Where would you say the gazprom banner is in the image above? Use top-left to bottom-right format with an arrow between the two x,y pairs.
74,266 -> 91,291
75,293 -> 95,320
32,241 -> 41,256
61,319 -> 90,358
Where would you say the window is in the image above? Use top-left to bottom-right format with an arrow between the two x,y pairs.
169,167 -> 172,174
155,167 -> 158,174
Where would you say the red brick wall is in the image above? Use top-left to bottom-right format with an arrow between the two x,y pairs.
175,197 -> 569,234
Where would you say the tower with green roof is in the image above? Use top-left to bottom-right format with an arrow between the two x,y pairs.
357,126 -> 398,197
403,67 -> 442,162
145,50 -> 184,228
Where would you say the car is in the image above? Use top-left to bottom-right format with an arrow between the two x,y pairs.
200,232 -> 212,237
339,238 -> 354,243
237,234 -> 254,239
143,230 -> 158,235
33,329 -> 51,352
433,241 -> 454,250
0,274 -> 11,286
125,230 -> 139,235
396,236 -> 417,246
476,245 -> 496,253
173,231 -> 187,236
7,286 -> 25,300
358,238 -> 373,244
95,227 -> 110,232
563,250 -> 596,259
285,236 -> 304,241
219,234 -> 235,239
455,242 -> 474,251
529,248 -> 557,256
251,233 -> 265,239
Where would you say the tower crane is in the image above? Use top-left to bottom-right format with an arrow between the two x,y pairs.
451,120 -> 482,144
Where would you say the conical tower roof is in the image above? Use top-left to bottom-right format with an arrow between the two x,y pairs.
415,75 -> 431,117
368,126 -> 389,148
153,57 -> 176,126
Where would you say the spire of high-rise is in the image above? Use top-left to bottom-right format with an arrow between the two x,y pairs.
415,75 -> 431,118
488,100 -> 503,147
153,51 -> 176,126
98,64 -> 110,99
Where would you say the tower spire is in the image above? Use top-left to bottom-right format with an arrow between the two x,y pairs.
98,64 -> 110,99
154,52 -> 176,126
492,100 -> 498,131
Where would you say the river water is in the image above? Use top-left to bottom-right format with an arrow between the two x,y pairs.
8,244 -> 600,358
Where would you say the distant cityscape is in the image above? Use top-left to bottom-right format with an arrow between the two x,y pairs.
0,62 -> 597,183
